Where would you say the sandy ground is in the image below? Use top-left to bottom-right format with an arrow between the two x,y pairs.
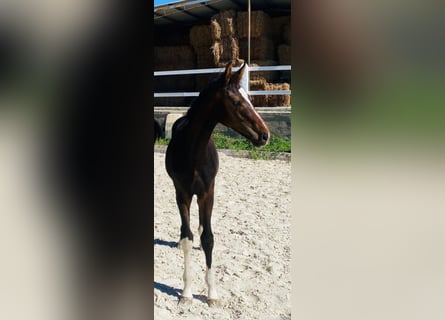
154,150 -> 291,319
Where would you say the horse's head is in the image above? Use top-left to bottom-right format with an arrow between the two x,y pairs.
217,62 -> 270,147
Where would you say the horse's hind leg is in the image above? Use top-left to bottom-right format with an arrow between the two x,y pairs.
198,187 -> 220,306
176,190 -> 194,303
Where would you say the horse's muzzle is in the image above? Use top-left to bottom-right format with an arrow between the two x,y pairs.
253,131 -> 269,147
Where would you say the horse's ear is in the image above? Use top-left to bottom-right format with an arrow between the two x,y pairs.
230,62 -> 247,85
236,62 -> 247,79
224,61 -> 233,84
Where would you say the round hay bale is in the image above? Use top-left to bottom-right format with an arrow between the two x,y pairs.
277,44 -> 291,65
190,25 -> 212,48
237,10 -> 272,39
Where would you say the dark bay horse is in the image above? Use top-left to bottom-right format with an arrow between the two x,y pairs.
165,62 -> 270,305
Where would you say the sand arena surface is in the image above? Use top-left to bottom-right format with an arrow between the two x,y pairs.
154,150 -> 291,319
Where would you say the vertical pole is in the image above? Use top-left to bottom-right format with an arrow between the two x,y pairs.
247,0 -> 251,93
247,0 -> 251,65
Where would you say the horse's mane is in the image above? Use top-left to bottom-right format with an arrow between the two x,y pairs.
185,74 -> 225,119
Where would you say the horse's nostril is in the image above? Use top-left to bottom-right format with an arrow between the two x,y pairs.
261,132 -> 269,142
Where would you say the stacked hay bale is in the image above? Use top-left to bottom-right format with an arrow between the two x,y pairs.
190,24 -> 214,68
190,24 -> 215,91
270,16 -> 290,45
210,10 -> 243,67
154,45 -> 196,106
237,10 -> 272,39
273,15 -> 291,83
191,10 -> 244,92
235,11 -> 291,107
249,79 -> 268,107
154,45 -> 195,71
249,59 -> 280,83
153,11 -> 291,108
249,78 -> 291,108
267,82 -> 291,107
237,11 -> 276,82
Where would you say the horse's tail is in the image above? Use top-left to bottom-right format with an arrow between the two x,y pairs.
154,120 -> 162,144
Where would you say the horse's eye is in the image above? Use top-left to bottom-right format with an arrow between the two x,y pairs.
233,100 -> 241,107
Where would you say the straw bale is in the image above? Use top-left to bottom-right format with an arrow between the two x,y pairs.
237,11 -> 272,39
277,44 -> 291,65
154,46 -> 195,71
249,60 -> 279,82
211,37 -> 239,66
220,36 -> 239,61
270,16 -> 290,44
211,10 -> 237,37
196,54 -> 215,68
266,82 -> 291,107
250,78 -> 267,89
249,79 -> 268,107
190,25 -> 212,48
211,41 -> 223,65
239,37 -> 275,61
210,19 -> 222,41
193,46 -> 215,68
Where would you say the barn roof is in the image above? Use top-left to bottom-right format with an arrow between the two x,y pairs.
154,0 -> 290,26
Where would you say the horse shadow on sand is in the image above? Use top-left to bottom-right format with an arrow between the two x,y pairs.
153,238 -> 177,248
153,238 -> 201,250
154,282 -> 207,303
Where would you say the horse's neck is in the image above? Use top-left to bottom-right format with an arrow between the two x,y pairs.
186,97 -> 218,158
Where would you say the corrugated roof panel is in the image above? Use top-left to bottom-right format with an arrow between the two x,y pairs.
154,0 -> 290,26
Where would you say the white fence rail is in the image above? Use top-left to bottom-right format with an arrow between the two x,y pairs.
153,65 -> 291,98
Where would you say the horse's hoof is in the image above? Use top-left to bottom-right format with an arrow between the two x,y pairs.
207,298 -> 221,307
178,296 -> 193,304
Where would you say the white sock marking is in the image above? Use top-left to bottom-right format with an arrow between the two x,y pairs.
179,238 -> 193,298
206,268 -> 219,300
